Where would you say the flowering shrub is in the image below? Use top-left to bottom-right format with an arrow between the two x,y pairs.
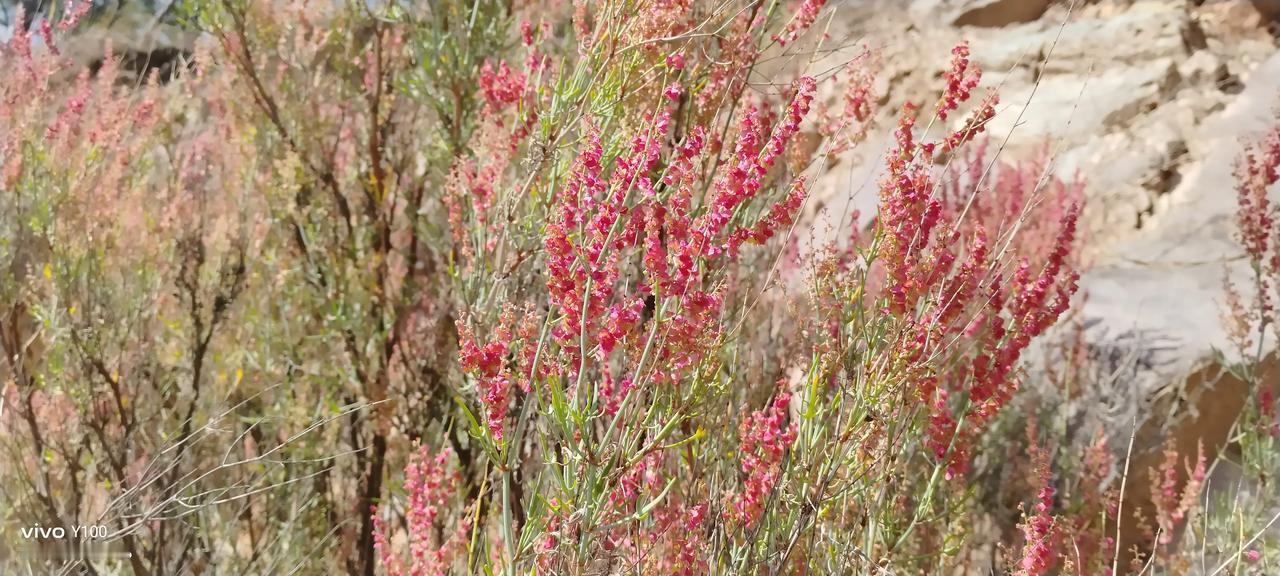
5,0 -> 1278,574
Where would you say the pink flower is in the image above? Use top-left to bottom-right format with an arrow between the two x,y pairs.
478,59 -> 527,114
773,0 -> 828,47
1015,445 -> 1058,576
820,49 -> 881,155
458,321 -> 513,440
725,176 -> 809,253
696,13 -> 758,113
937,41 -> 981,121
873,45 -> 1082,479
520,20 -> 535,46
457,306 -> 538,441
878,102 -> 944,315
58,0 -> 92,30
374,446 -> 468,576
939,92 -> 998,154
1149,440 -> 1207,546
664,82 -> 682,102
728,384 -> 797,527
692,76 -> 815,259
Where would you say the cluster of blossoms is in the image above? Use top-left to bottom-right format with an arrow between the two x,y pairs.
700,77 -> 817,257
819,49 -> 882,155
1016,441 -> 1057,576
942,140 -> 1086,263
458,320 -> 514,441
457,307 -> 538,441
601,451 -> 711,575
443,45 -> 546,268
1007,420 -> 1116,575
921,42 -> 997,158
1225,119 -> 1280,352
4,3 -> 90,60
2,4 -> 165,274
542,121 -> 650,376
874,42 -> 1080,478
936,41 -> 981,121
773,0 -> 828,47
373,446 -> 470,576
1062,429 -> 1119,574
1234,127 -> 1280,272
538,76 -> 816,390
696,12 -> 760,114
650,503 -> 710,575
453,60 -> 820,466
3,26 -> 158,191
477,59 -> 527,114
1148,440 -> 1207,547
628,0 -> 695,50
443,122 -> 514,251
727,385 -> 798,526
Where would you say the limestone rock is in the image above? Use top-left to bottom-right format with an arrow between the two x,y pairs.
983,61 -> 1180,142
971,1 -> 1197,75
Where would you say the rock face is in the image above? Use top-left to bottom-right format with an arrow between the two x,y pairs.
805,0 -> 1274,245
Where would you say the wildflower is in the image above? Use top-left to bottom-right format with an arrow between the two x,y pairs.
607,451 -> 664,515
774,0 -> 828,47
457,306 -> 536,442
630,0 -> 695,49
937,41 -> 981,121
728,384 -> 797,527
697,13 -> 758,113
458,321 -> 513,440
820,49 -> 881,155
478,59 -> 527,114
521,20 -> 535,46
725,176 -> 808,253
374,446 -> 468,576
878,102 -> 944,314
694,76 -> 815,259
1015,444 -> 1057,576
58,0 -> 92,31
1228,126 -> 1280,338
873,44 -> 1082,479
938,92 -> 998,155
663,503 -> 709,575
664,82 -> 682,102
1149,440 -> 1207,546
